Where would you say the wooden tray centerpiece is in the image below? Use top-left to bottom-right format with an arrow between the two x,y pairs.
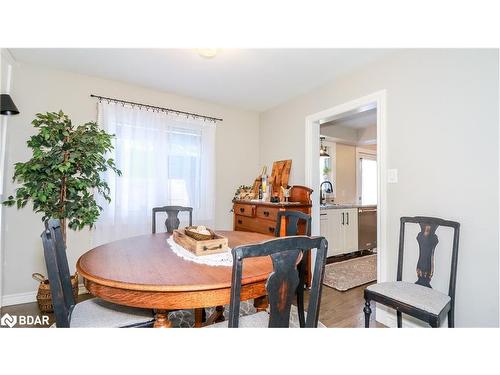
172,226 -> 229,256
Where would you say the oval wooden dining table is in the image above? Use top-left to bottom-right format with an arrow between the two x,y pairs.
76,230 -> 274,328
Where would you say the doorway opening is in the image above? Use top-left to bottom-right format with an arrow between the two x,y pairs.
304,90 -> 387,326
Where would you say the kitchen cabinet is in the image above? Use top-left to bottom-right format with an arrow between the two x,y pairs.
320,210 -> 342,256
320,208 -> 359,257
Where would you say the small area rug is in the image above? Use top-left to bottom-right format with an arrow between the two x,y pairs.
323,254 -> 377,291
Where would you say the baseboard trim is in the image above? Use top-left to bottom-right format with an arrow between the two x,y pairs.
1,291 -> 38,307
1,284 -> 88,307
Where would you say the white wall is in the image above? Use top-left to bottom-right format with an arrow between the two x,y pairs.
260,49 -> 499,327
2,62 -> 260,300
334,143 -> 357,204
0,49 -> 18,307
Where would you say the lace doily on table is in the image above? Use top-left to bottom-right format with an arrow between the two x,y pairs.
166,236 -> 233,267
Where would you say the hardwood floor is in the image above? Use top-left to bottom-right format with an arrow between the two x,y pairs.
311,251 -> 384,328
307,281 -> 384,328
1,283 -> 384,328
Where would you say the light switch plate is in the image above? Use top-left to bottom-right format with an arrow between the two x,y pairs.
388,169 -> 398,183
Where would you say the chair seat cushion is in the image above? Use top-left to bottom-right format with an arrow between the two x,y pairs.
208,311 -> 270,328
366,281 -> 451,315
207,305 -> 327,328
69,298 -> 154,328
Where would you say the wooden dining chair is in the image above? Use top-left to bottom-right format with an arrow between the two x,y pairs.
152,205 -> 193,234
364,216 -> 460,328
41,219 -> 155,328
274,210 -> 312,237
273,210 -> 312,327
208,235 -> 328,328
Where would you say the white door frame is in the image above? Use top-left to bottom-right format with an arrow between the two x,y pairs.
304,90 -> 388,320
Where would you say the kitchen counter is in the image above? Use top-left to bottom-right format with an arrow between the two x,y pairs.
320,203 -> 377,210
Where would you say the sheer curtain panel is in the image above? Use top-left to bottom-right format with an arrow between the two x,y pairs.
93,102 -> 216,245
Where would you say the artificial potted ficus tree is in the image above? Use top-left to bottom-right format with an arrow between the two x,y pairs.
3,111 -> 121,312
3,110 -> 121,241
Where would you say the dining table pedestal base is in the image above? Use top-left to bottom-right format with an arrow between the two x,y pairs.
254,295 -> 269,312
153,309 -> 172,328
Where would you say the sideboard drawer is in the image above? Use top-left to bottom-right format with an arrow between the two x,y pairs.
234,203 -> 255,217
234,215 -> 277,236
256,206 -> 280,221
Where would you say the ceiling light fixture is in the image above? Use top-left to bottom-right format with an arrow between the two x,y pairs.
197,48 -> 218,59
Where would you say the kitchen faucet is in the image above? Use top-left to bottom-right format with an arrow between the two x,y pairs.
320,181 -> 333,205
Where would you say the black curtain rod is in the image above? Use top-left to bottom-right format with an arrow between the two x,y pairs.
90,94 -> 223,123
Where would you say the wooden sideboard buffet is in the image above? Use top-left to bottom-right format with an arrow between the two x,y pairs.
232,185 -> 313,286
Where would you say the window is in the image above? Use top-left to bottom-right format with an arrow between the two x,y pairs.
93,102 -> 215,245
357,148 -> 377,205
167,128 -> 202,207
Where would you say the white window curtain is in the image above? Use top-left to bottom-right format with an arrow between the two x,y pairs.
92,101 -> 216,246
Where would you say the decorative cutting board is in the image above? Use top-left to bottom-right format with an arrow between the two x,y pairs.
172,229 -> 229,256
270,159 -> 292,198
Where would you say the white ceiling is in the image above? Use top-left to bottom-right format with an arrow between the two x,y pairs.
322,108 -> 377,129
9,49 -> 393,111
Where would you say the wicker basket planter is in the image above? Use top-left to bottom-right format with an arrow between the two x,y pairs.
32,272 -> 79,313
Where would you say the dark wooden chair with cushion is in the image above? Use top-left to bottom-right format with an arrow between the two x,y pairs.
41,219 -> 155,328
152,205 -> 193,234
208,235 -> 328,328
364,216 -> 460,328
274,210 -> 311,237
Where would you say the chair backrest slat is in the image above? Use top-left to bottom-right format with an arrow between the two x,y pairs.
152,206 -> 193,234
228,236 -> 327,328
397,216 -> 460,298
40,219 -> 75,327
267,249 -> 302,327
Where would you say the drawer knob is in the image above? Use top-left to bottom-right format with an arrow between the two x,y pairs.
237,219 -> 243,224
269,227 -> 275,233
239,208 -> 245,213
263,211 -> 270,217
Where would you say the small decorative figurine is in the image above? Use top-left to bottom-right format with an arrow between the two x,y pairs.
281,185 -> 292,203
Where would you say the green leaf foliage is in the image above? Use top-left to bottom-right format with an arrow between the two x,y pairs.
3,111 -> 121,231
